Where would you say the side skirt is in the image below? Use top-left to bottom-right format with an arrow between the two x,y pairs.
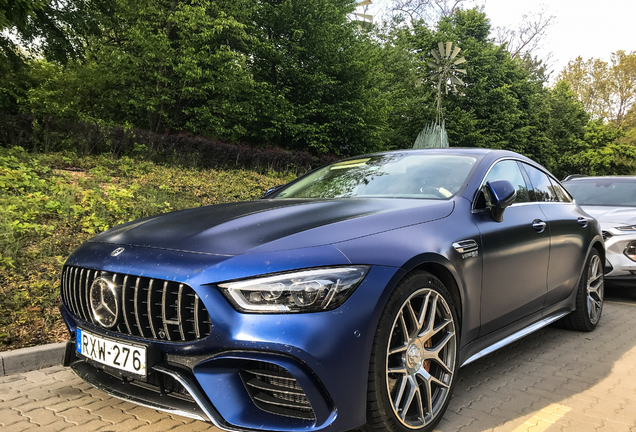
460,311 -> 568,367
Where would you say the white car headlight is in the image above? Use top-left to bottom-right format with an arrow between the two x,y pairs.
615,225 -> 636,232
624,241 -> 636,262
218,266 -> 370,313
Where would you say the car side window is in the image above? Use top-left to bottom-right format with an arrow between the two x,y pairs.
522,163 -> 559,202
549,178 -> 573,202
476,160 -> 530,208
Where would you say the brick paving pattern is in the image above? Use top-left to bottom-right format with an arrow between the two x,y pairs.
1,289 -> 635,432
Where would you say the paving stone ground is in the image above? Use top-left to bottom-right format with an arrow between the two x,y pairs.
1,287 -> 635,432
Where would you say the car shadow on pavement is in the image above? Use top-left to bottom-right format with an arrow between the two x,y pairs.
440,287 -> 636,432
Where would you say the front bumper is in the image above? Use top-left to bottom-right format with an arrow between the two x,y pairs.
63,344 -> 217,422
59,243 -> 401,432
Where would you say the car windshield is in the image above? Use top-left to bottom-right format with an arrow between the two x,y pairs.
275,153 -> 477,199
565,179 -> 636,206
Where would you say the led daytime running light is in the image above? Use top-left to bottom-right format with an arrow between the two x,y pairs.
616,225 -> 636,232
218,266 -> 370,313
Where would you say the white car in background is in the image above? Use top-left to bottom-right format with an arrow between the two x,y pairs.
563,175 -> 636,287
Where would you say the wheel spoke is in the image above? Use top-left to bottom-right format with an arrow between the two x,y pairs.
415,367 -> 450,390
589,256 -> 599,279
417,292 -> 430,329
389,344 -> 408,355
406,302 -> 419,338
424,375 -> 434,418
399,377 -> 417,420
392,374 -> 407,411
399,313 -> 409,345
423,294 -> 438,334
423,317 -> 452,340
425,331 -> 455,375
414,386 -> 425,423
589,299 -> 598,321
428,374 -> 450,390
429,330 -> 455,356
590,277 -> 603,294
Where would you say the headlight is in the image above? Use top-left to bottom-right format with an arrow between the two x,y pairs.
624,241 -> 636,262
616,225 -> 636,232
218,266 -> 370,313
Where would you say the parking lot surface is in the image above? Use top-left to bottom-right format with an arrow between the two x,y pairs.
1,288 -> 635,432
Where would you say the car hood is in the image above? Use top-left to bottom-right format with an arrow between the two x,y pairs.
580,205 -> 636,230
89,198 -> 454,256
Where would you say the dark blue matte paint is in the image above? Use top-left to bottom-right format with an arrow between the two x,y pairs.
60,148 -> 603,432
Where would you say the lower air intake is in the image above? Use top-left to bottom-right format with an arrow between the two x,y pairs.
241,363 -> 315,420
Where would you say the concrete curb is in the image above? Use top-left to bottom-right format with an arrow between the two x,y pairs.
0,342 -> 67,376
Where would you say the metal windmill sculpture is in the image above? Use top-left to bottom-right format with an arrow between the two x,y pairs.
414,41 -> 467,148
352,0 -> 373,27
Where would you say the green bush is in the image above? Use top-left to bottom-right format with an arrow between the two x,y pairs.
0,147 -> 295,349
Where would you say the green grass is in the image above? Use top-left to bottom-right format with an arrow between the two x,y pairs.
0,147 -> 295,350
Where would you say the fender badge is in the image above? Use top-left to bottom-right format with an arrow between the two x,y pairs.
110,247 -> 125,257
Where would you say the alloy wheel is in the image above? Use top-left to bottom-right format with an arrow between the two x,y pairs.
586,254 -> 604,325
385,288 -> 456,428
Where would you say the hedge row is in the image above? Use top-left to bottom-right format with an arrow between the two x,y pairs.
0,114 -> 340,173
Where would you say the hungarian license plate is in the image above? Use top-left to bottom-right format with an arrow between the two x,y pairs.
76,328 -> 147,377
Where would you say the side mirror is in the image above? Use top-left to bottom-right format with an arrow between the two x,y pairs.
485,180 -> 516,222
263,184 -> 285,198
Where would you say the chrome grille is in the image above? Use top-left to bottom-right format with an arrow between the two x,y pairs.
61,266 -> 212,342
242,363 -> 315,420
602,231 -> 612,241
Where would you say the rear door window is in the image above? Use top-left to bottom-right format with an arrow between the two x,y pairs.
522,163 -> 559,202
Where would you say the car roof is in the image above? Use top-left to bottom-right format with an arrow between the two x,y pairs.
351,147 -> 528,160
563,176 -> 636,183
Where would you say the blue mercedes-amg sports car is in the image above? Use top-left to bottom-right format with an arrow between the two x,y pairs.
60,148 -> 604,432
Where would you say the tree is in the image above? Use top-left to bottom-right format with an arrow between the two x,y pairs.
388,0 -> 468,25
421,9 -> 555,168
60,0 -> 255,138
545,81 -> 590,177
1,0 -> 114,64
243,0 -> 391,155
545,81 -> 635,177
372,19 -> 437,149
558,51 -> 636,126
492,8 -> 554,60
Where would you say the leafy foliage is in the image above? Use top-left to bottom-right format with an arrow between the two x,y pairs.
399,10 -> 555,169
2,3 -> 635,175
243,0 -> 390,155
0,113 -> 339,173
558,51 -> 636,126
0,147 -> 294,349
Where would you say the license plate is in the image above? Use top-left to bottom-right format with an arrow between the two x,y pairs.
76,328 -> 147,377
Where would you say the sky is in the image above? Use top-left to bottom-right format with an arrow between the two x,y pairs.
367,0 -> 636,80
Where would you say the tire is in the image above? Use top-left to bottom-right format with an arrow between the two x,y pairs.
559,248 -> 604,332
364,271 -> 459,432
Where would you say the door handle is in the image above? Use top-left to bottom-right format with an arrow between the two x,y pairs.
532,219 -> 547,233
577,217 -> 588,228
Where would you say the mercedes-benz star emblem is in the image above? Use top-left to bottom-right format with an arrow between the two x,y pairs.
110,247 -> 125,257
90,277 -> 120,328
